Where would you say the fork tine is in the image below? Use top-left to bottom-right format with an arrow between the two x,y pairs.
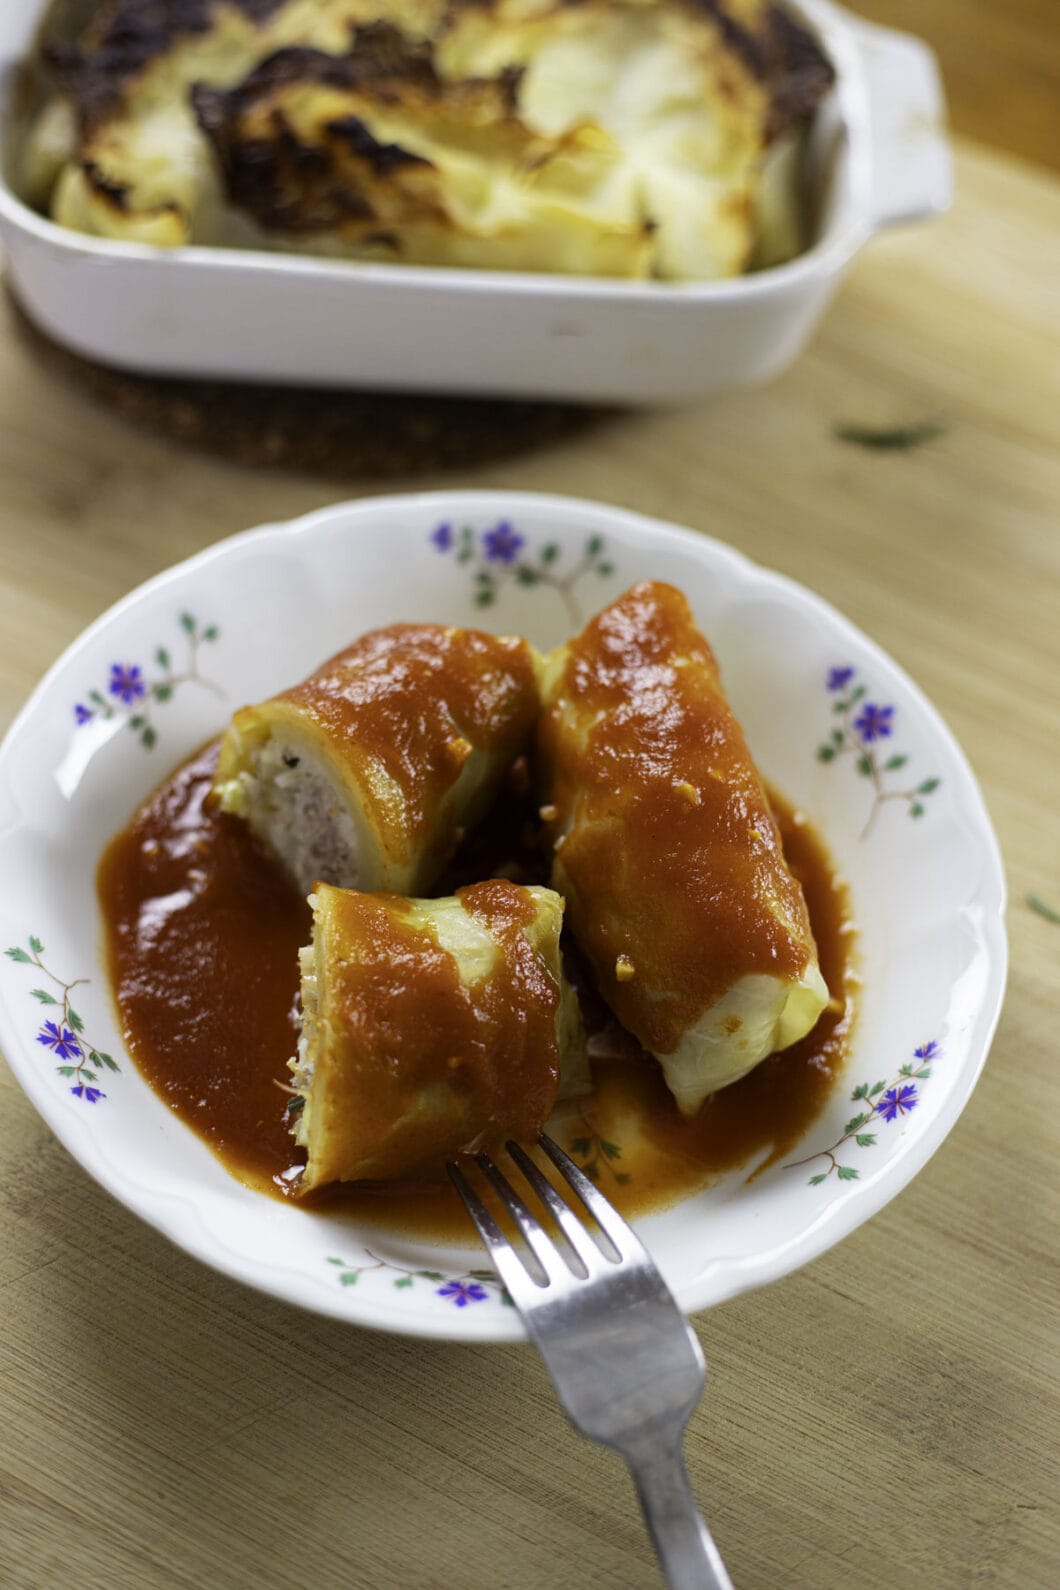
537,1133 -> 647,1259
446,1161 -> 540,1298
474,1152 -> 573,1283
504,1141 -> 612,1271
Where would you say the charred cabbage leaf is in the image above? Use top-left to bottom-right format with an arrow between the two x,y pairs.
25,0 -> 833,278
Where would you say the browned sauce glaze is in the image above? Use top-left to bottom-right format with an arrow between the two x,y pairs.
264,623 -> 538,839
98,744 -> 855,1237
297,879 -> 560,1187
539,580 -> 818,1055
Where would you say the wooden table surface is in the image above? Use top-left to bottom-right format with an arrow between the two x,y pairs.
1,138 -> 1057,1589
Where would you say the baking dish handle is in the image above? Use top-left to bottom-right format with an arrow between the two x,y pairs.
849,17 -> 953,230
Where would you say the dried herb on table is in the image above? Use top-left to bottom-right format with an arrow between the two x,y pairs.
834,420 -> 945,452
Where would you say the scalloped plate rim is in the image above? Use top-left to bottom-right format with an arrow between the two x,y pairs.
0,490 -> 1007,1341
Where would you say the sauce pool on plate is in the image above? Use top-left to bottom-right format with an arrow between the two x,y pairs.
98,743 -> 856,1240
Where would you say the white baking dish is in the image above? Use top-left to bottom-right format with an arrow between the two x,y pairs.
0,0 -> 949,403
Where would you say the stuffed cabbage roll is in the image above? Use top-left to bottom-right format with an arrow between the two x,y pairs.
24,0 -> 833,279
538,581 -> 828,1114
213,623 -> 539,895
291,880 -> 587,1186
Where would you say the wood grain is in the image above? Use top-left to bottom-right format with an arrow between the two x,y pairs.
1,140 -> 1058,1589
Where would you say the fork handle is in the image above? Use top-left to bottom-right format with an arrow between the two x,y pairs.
621,1435 -> 734,1590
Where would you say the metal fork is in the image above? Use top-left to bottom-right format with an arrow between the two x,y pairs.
448,1134 -> 734,1590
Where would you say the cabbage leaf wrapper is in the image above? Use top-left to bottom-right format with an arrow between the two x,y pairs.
539,580 -> 828,1114
291,879 -> 587,1186
213,622 -> 540,896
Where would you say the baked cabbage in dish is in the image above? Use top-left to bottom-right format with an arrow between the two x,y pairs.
212,621 -> 540,896
291,880 -> 588,1186
538,580 -> 829,1113
23,0 -> 833,278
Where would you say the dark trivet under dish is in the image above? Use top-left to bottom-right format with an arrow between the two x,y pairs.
10,292 -> 612,479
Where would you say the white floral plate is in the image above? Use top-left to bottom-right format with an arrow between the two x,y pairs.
0,492 -> 1006,1341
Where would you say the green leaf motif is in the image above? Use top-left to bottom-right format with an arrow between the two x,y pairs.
93,1051 -> 120,1073
836,1165 -> 860,1181
418,1271 -> 446,1282
540,543 -> 559,565
202,626 -> 219,643
856,754 -> 872,777
129,715 -> 144,731
501,1291 -> 515,1306
155,647 -> 171,670
586,534 -> 604,556
469,1270 -> 495,1282
82,1070 -> 96,1084
869,1080 -> 887,1096
843,1113 -> 869,1135
855,1134 -> 877,1148
31,989 -> 57,1004
142,726 -> 158,750
884,754 -> 908,771
851,1083 -> 868,1101
29,936 -> 44,955
817,745 -> 836,762
515,566 -> 538,586
180,612 -> 196,635
338,1272 -> 359,1286
597,562 -> 614,577
910,801 -> 925,818
326,1256 -> 344,1266
67,1009 -> 84,1033
394,1276 -> 413,1290
153,684 -> 174,703
570,1136 -> 591,1155
6,947 -> 31,962
1027,894 -> 1060,925
614,1171 -> 631,1185
917,778 -> 940,795
600,1139 -> 622,1160
850,685 -> 867,704
58,1066 -> 76,1078
809,1173 -> 827,1186
474,591 -> 495,607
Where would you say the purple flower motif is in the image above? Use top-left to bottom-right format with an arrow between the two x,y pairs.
853,702 -> 894,744
482,520 -> 525,565
74,703 -> 94,725
37,1021 -> 83,1061
827,666 -> 855,692
70,1084 -> 105,1103
914,1041 -> 940,1061
109,663 -> 146,706
437,1280 -> 490,1307
875,1084 -> 918,1122
431,522 -> 454,552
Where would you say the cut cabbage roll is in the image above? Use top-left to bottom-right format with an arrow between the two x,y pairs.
538,581 -> 828,1114
291,880 -> 587,1186
213,623 -> 539,896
